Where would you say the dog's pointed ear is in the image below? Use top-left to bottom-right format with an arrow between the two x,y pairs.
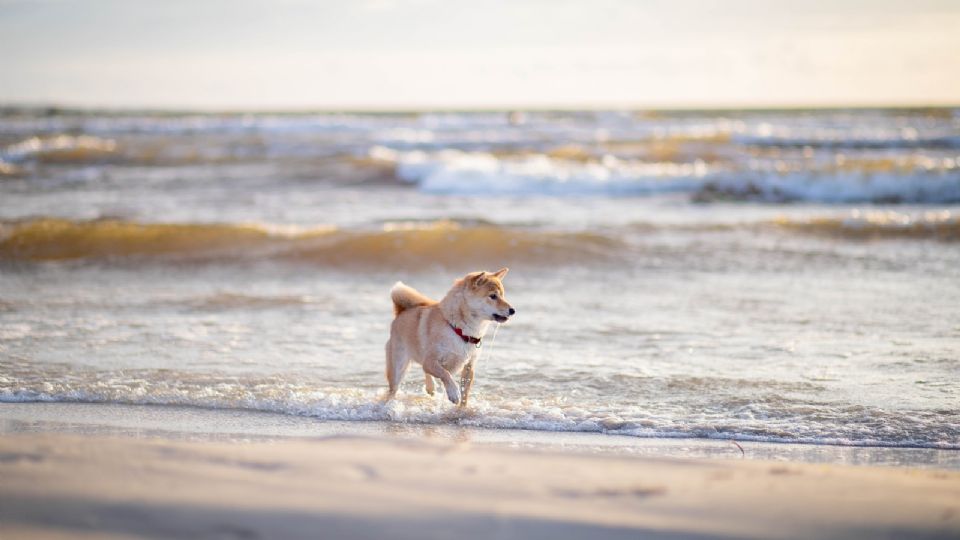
492,267 -> 509,280
469,271 -> 488,289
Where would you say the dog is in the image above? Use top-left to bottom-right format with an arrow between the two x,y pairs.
385,268 -> 515,406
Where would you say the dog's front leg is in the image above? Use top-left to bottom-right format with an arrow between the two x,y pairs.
422,355 -> 460,404
459,361 -> 474,408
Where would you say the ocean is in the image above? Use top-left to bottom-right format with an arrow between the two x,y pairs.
1,107 -> 958,466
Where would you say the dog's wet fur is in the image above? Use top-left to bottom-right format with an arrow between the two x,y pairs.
386,268 -> 514,406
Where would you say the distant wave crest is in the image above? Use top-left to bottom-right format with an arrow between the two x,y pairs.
0,218 -> 622,266
370,147 -> 960,203
2,212 -> 958,268
770,210 -> 960,241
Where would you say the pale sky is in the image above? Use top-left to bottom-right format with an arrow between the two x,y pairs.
1,0 -> 958,110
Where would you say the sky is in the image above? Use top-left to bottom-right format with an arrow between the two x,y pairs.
1,0 -> 958,110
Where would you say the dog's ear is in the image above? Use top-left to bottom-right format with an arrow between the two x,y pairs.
468,271 -> 488,289
492,267 -> 509,280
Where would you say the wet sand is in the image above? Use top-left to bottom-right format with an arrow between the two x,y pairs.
1,432 -> 958,540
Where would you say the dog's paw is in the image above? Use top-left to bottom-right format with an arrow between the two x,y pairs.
446,385 -> 461,405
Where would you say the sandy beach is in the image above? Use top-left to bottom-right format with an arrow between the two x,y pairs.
3,2 -> 959,538
1,431 -> 958,540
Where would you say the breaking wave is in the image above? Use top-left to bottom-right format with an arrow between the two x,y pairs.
371,147 -> 960,203
1,211 -> 957,268
696,172 -> 960,204
770,210 -> 960,241
1,135 -> 119,165
372,146 -> 711,195
0,218 -> 623,266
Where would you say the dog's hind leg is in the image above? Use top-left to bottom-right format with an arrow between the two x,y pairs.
423,371 -> 436,396
385,341 -> 410,398
458,361 -> 474,408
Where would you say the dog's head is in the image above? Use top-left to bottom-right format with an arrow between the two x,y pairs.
462,267 -> 515,323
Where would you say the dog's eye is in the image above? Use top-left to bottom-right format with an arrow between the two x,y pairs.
489,294 -> 498,300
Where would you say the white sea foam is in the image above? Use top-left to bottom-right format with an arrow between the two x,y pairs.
1,135 -> 118,164
372,146 -> 960,202
2,365 -> 956,450
374,147 -> 711,195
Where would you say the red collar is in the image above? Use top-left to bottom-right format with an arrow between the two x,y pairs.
449,323 -> 482,346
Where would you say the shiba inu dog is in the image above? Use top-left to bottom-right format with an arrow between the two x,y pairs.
386,268 -> 515,406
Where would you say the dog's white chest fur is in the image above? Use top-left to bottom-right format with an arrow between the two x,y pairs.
437,336 -> 480,373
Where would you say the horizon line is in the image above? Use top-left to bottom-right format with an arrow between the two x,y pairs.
2,101 -> 958,116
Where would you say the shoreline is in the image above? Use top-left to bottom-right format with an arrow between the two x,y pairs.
2,401 -> 958,470
1,430 -> 958,540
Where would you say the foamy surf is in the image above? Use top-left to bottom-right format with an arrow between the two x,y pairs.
1,361 -> 956,450
374,147 -> 711,195
1,134 -> 119,165
370,146 -> 960,202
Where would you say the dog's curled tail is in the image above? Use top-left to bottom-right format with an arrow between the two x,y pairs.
390,281 -> 434,317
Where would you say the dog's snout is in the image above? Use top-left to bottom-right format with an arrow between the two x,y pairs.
508,308 -> 516,316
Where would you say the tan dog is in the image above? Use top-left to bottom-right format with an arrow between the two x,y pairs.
386,268 -> 515,406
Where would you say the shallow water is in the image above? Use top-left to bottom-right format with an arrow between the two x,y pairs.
4,402 -> 959,470
1,108 -> 958,456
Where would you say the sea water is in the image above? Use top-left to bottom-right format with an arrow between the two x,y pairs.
1,108 -> 958,458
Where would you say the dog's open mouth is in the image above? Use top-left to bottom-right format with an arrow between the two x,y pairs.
492,314 -> 509,323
